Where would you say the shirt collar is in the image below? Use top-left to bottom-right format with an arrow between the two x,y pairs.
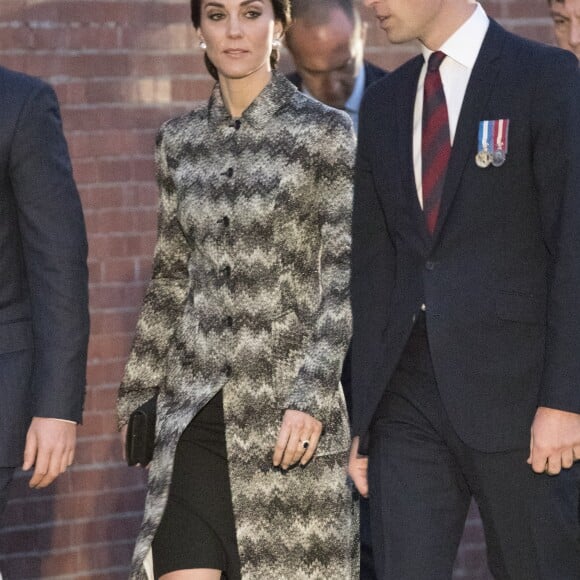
420,3 -> 489,70
344,64 -> 366,115
208,70 -> 298,129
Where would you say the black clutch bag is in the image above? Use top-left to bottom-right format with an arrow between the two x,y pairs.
125,394 -> 158,467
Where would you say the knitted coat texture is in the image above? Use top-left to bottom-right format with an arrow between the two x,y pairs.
117,72 -> 358,579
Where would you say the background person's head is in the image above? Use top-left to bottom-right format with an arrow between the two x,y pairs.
191,0 -> 292,81
548,0 -> 580,60
285,0 -> 367,110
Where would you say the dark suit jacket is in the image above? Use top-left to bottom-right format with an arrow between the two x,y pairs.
0,66 -> 89,466
287,60 -> 388,97
351,21 -> 580,453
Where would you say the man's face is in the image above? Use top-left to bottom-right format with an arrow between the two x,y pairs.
363,0 -> 447,46
551,0 -> 580,60
286,8 -> 365,110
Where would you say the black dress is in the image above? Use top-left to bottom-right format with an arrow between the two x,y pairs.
152,390 -> 241,579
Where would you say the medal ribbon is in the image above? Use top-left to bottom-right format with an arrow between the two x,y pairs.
478,120 -> 491,154
493,119 -> 509,154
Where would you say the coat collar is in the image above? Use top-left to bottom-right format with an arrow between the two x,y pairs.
208,70 -> 298,130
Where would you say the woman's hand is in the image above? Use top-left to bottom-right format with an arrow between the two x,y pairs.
273,410 -> 323,470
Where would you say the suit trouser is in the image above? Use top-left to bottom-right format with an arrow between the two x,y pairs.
0,467 -> 15,523
344,348 -> 377,580
359,495 -> 376,580
368,314 -> 580,580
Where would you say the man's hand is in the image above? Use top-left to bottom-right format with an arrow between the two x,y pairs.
23,418 -> 77,488
528,407 -> 580,475
348,436 -> 369,497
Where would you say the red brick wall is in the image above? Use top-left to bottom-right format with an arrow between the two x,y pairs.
0,1 -> 558,578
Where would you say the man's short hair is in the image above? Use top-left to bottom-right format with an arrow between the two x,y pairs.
291,0 -> 357,27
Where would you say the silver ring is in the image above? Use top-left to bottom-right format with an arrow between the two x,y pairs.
302,440 -> 310,450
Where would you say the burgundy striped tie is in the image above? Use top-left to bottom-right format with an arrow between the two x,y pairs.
422,51 -> 451,234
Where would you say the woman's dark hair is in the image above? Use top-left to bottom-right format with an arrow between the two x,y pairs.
191,0 -> 292,80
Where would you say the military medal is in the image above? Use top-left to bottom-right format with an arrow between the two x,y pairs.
476,120 -> 492,168
491,118 -> 510,167
477,119 -> 510,168
476,150 -> 492,168
492,149 -> 506,167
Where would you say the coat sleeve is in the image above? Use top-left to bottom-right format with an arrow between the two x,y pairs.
10,80 -> 89,423
537,56 -> 580,413
282,113 -> 355,417
117,127 -> 190,427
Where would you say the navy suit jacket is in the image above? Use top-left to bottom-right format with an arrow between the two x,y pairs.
0,66 -> 89,466
351,21 -> 580,453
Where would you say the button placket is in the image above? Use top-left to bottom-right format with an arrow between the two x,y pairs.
217,130 -> 237,385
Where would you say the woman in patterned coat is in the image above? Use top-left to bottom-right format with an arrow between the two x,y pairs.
117,0 -> 357,578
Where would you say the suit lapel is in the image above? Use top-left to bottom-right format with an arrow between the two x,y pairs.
430,20 -> 506,242
396,56 -> 431,251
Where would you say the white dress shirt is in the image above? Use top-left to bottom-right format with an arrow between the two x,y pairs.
413,3 -> 490,207
344,65 -> 366,133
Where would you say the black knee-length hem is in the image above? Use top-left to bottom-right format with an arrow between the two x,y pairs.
152,390 -> 241,579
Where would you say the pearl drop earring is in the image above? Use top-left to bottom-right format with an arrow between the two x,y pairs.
199,40 -> 207,50
272,38 -> 281,49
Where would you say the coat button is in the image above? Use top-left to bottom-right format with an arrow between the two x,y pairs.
226,316 -> 233,327
223,364 -> 232,377
222,216 -> 230,227
221,265 -> 231,278
425,261 -> 436,271
226,167 -> 234,178
234,120 -> 241,130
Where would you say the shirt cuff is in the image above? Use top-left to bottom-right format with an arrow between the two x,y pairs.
45,418 -> 77,425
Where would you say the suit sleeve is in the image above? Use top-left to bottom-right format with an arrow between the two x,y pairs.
283,114 -> 355,416
117,128 -> 190,427
350,90 -> 397,440
536,57 -> 580,413
10,81 -> 89,423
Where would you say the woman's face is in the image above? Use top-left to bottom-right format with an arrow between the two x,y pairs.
199,0 -> 282,82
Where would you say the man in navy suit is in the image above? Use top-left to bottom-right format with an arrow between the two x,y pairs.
348,1 -> 580,578
0,66 -> 89,522
285,0 -> 387,132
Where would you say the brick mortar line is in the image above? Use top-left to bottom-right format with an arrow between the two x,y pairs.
0,537 -> 137,561
40,566 -> 131,580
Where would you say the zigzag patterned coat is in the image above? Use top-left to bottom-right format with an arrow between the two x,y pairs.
117,72 -> 358,579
